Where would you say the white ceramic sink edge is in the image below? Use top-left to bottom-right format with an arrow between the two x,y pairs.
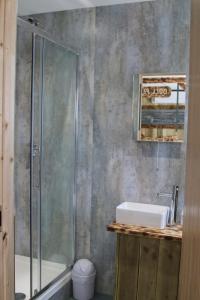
116,202 -> 170,229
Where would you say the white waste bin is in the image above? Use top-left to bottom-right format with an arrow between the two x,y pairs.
72,259 -> 96,300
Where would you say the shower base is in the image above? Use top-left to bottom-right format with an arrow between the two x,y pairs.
15,255 -> 66,299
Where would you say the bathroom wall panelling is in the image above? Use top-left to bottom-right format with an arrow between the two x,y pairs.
92,0 -> 190,294
15,24 -> 32,257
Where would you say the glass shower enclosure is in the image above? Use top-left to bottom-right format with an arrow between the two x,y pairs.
15,20 -> 78,299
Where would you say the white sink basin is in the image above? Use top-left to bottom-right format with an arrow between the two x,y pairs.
116,202 -> 169,229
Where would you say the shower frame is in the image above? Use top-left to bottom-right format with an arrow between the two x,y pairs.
16,17 -> 79,299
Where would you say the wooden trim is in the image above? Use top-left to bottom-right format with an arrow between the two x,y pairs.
115,235 -> 120,300
0,0 -> 4,297
0,234 -> 2,300
142,104 -> 186,110
0,0 -> 16,299
179,1 -> 200,299
141,124 -> 184,129
143,77 -> 186,84
107,223 -> 182,241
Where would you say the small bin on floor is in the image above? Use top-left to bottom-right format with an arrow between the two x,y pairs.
72,259 -> 96,300
15,293 -> 26,300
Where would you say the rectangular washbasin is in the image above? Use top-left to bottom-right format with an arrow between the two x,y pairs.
116,202 -> 169,229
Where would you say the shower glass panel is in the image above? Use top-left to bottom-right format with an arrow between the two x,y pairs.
31,33 -> 43,296
31,34 -> 77,297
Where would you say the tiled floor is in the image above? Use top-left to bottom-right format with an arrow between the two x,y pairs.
93,295 -> 112,300
71,295 -> 112,300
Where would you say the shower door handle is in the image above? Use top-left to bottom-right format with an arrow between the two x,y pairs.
32,144 -> 41,189
33,144 -> 40,156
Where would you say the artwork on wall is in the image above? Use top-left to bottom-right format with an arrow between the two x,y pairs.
137,74 -> 187,143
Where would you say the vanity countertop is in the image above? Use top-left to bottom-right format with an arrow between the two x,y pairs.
107,222 -> 182,241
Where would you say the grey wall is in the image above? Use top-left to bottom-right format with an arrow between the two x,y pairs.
15,26 -> 32,256
91,1 -> 190,294
15,0 -> 190,296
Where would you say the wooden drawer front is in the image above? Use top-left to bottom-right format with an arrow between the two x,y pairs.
115,234 -> 181,300
116,235 -> 140,300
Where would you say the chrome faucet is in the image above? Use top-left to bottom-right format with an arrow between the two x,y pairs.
157,185 -> 179,226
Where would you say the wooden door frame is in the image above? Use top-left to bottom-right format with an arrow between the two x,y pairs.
0,0 -> 16,299
179,0 -> 200,299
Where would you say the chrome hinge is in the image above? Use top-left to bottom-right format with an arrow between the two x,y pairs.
0,207 -> 7,240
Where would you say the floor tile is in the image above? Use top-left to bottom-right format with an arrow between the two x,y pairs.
70,294 -> 112,300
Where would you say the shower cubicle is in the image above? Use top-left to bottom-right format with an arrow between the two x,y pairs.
15,18 -> 78,299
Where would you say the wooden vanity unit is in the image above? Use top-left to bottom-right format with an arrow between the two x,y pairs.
107,223 -> 182,300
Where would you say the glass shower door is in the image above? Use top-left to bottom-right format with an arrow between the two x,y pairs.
31,34 -> 78,296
